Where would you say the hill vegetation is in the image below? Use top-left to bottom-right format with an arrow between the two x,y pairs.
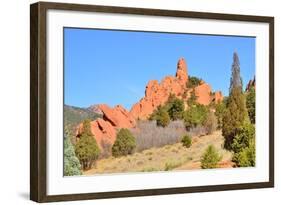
83,130 -> 232,175
64,105 -> 102,135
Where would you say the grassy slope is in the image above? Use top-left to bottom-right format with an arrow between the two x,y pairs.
64,105 -> 102,135
83,130 -> 233,175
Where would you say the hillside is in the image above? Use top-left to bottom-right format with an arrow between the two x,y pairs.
64,105 -> 102,135
83,130 -> 234,175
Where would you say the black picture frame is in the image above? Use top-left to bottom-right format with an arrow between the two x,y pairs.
30,1 -> 274,202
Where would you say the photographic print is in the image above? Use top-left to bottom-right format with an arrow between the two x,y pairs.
63,28 -> 256,176
30,2 -> 273,202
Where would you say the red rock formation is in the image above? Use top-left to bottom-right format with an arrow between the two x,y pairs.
176,58 -> 188,86
130,58 -> 188,119
76,104 -> 136,149
130,58 -> 223,119
76,118 -> 116,148
246,77 -> 256,92
213,91 -> 223,103
194,83 -> 212,105
99,104 -> 136,128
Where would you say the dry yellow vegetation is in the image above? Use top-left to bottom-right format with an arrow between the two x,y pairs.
83,130 -> 233,175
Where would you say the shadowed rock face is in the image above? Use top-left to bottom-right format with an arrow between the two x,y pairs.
76,57 -> 223,148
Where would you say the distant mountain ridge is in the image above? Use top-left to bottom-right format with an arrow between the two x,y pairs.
64,104 -> 102,135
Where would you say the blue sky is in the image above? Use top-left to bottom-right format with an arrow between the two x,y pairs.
64,28 -> 255,109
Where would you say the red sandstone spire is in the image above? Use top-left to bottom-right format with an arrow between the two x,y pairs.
176,58 -> 188,86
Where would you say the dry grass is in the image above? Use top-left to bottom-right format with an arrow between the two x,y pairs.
83,130 -> 233,175
131,120 -> 187,152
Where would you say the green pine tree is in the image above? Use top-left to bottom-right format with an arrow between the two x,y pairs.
187,89 -> 198,106
75,119 -> 100,170
229,52 -> 243,92
183,104 -> 208,129
149,105 -> 170,127
186,76 -> 202,88
222,52 -> 249,150
201,145 -> 222,169
232,122 -> 255,167
215,102 -> 226,129
222,87 -> 249,149
64,136 -> 82,176
167,97 -> 184,120
112,128 -> 136,157
246,87 -> 256,124
156,108 -> 170,127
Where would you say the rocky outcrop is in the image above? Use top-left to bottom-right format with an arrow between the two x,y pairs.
76,104 -> 136,149
130,58 -> 223,119
176,58 -> 188,86
194,83 -> 212,105
76,118 -> 116,147
130,58 -> 189,119
213,91 -> 223,103
99,104 -> 136,128
246,77 -> 256,92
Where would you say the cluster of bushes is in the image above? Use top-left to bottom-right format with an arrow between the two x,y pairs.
149,94 -> 185,127
72,119 -> 138,171
187,89 -> 198,106
215,101 -> 226,129
183,104 -> 207,129
64,119 -> 103,174
149,105 -> 170,127
149,93 -> 218,136
181,135 -> 192,148
131,120 -> 187,152
184,104 -> 218,135
186,76 -> 202,88
64,120 -> 99,174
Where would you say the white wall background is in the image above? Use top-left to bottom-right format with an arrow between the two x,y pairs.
0,0 -> 279,204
